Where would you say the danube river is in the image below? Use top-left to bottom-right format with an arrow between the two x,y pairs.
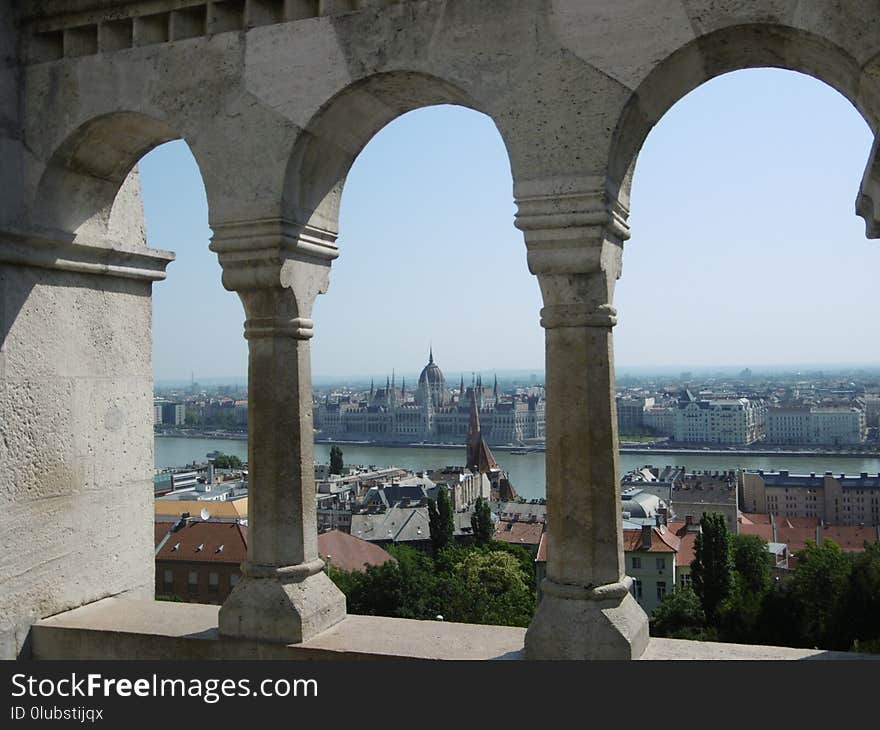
155,436 -> 880,502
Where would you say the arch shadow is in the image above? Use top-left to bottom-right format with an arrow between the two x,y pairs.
33,111 -> 199,243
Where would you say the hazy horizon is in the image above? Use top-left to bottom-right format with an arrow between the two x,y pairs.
154,361 -> 880,390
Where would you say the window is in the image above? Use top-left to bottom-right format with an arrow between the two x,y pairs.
230,574 -> 240,587
656,557 -> 666,572
208,572 -> 219,594
163,569 -> 173,587
680,573 -> 692,588
633,578 -> 642,600
632,557 -> 641,570
657,581 -> 667,601
188,571 -> 199,593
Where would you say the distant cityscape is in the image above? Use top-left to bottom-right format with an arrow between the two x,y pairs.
151,362 -> 880,649
156,363 -> 880,451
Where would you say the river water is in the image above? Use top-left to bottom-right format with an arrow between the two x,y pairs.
155,436 -> 880,502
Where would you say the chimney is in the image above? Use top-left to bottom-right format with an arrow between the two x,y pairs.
641,524 -> 653,550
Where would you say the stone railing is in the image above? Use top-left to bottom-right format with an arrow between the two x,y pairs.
31,596 -> 879,661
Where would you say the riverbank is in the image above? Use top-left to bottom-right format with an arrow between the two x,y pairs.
620,446 -> 880,458
156,436 -> 880,502
156,431 -> 880,460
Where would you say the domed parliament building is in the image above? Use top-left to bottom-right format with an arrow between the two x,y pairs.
316,350 -> 545,446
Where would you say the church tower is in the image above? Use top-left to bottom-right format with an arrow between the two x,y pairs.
466,388 -> 498,474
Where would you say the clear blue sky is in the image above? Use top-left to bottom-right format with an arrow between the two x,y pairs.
140,68 -> 876,382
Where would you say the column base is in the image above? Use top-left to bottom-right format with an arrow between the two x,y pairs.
218,569 -> 346,644
524,578 -> 649,660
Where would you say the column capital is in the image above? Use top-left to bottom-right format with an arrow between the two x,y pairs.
514,174 -> 630,273
211,217 -> 338,334
858,137 -> 880,239
210,216 -> 338,298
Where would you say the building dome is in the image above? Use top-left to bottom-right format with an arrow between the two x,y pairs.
418,348 -> 445,385
417,348 -> 447,406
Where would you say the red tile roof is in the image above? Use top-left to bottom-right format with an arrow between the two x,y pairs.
536,532 -> 547,562
675,532 -> 697,567
318,530 -> 396,572
622,526 -> 680,553
741,513 -> 772,525
155,521 -> 248,564
494,521 -> 544,546
155,522 -> 172,548
775,527 -> 818,554
820,526 -> 879,553
777,516 -> 820,529
740,524 -> 774,543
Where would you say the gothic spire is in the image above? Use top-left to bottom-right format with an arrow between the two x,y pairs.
429,345 -> 434,365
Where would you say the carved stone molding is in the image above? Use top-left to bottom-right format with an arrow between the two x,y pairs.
0,227 -> 173,281
210,217 -> 338,298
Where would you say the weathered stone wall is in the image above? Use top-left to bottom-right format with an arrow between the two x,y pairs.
0,264 -> 156,659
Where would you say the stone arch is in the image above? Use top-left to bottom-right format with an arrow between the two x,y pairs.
284,70 -> 513,236
607,23 -> 880,233
33,111 -> 201,243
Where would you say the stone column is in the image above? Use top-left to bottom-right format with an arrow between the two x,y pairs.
212,218 -> 346,643
516,177 -> 649,659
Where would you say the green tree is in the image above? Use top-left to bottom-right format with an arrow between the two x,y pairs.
845,542 -> 880,650
732,533 -> 772,595
790,539 -> 853,649
212,453 -> 242,469
428,486 -> 455,555
650,587 -> 711,641
445,549 -> 535,627
691,513 -> 734,624
327,545 -> 442,621
719,533 -> 774,642
329,445 -> 344,475
470,497 -> 494,546
326,542 -> 539,628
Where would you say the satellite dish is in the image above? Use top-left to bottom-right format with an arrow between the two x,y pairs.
200,507 -> 210,521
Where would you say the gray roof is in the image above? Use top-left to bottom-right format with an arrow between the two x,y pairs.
752,470 -> 880,488
350,506 -> 474,544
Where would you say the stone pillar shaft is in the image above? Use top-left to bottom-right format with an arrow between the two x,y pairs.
543,317 -> 623,589
516,178 -> 648,659
242,290 -> 319,574
212,219 -> 345,644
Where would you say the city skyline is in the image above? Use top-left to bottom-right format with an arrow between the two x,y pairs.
142,68 -> 877,381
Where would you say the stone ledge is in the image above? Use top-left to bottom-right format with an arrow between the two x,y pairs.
31,596 -> 526,660
30,596 -> 879,661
